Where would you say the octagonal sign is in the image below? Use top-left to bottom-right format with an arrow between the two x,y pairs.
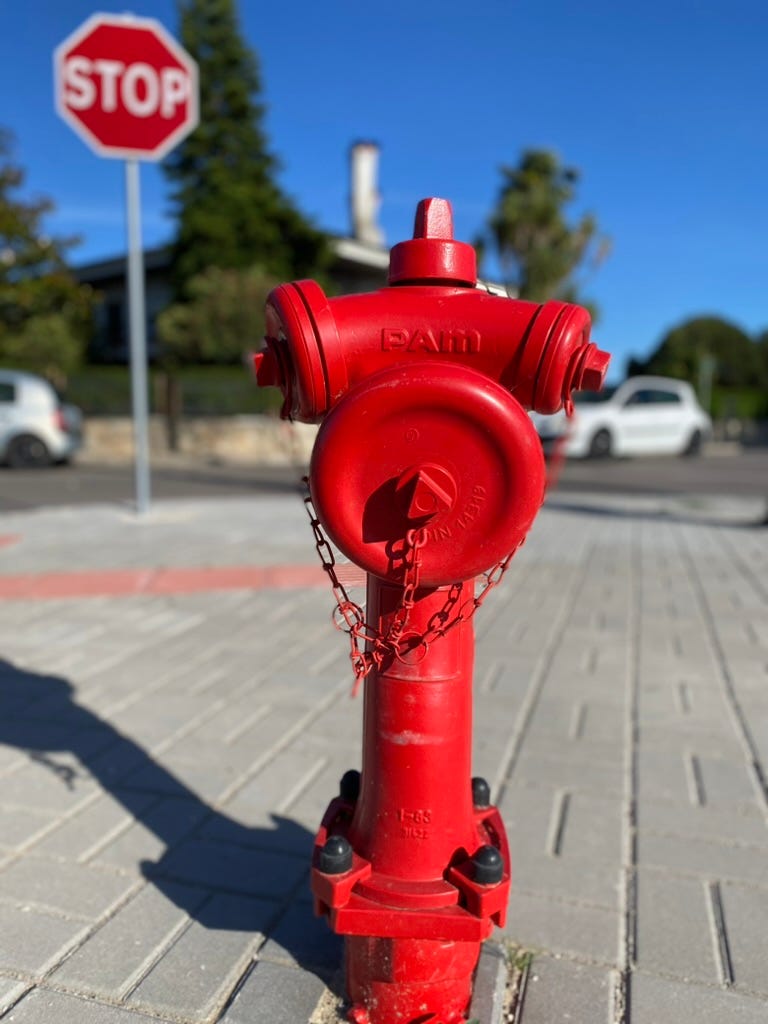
54,13 -> 199,161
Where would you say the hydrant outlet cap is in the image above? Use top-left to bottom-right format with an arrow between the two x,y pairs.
389,198 -> 477,286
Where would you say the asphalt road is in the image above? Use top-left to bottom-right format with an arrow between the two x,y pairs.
0,449 -> 766,513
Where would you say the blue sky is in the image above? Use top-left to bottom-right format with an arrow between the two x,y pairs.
2,0 -> 766,379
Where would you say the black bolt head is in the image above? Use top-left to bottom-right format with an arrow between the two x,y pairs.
318,834 -> 353,875
471,776 -> 491,808
471,844 -> 503,885
340,769 -> 361,802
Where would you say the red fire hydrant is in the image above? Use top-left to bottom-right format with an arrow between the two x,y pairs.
254,199 -> 609,1024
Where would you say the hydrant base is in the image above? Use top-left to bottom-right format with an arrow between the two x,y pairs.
346,934 -> 479,1024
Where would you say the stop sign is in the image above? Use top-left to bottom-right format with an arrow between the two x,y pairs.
54,13 -> 198,161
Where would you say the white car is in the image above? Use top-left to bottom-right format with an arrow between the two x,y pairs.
530,376 -> 712,458
0,370 -> 83,467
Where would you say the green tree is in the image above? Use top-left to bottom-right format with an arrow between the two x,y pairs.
628,316 -> 760,388
0,131 -> 92,386
156,264 -> 278,365
756,328 -> 768,385
478,149 -> 609,310
163,0 -> 328,300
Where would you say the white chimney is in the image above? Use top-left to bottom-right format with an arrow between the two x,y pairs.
349,141 -> 384,247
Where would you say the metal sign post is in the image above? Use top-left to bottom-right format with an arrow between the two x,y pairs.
125,160 -> 151,515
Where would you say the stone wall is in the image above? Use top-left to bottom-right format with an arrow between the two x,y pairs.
80,415 -> 319,466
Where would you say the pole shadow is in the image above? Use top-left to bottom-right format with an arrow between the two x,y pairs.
0,657 -> 342,977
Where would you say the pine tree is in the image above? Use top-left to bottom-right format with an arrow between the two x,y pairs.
163,0 -> 328,299
478,149 -> 609,312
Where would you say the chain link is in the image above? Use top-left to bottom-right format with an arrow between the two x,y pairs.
303,478 -> 519,692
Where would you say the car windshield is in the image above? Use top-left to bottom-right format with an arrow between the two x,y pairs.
573,387 -> 616,404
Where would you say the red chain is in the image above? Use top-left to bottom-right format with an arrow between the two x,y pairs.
303,479 -> 519,693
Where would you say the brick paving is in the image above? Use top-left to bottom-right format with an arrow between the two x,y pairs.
0,492 -> 765,1022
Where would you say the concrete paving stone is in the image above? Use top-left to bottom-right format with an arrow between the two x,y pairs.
637,832 -> 768,888
630,969 -> 768,1023
29,791 -> 156,860
637,679 -> 725,718
527,697 -> 626,746
718,883 -> 768,995
0,856 -> 136,920
91,796 -> 212,873
0,805 -> 52,850
509,847 -> 622,912
638,798 -> 768,845
500,779 -> 624,869
637,748 -> 706,807
3,987 -> 174,1022
220,742 -> 331,827
466,941 -> 507,1024
503,889 -> 620,964
78,738 -> 158,789
697,755 -> 764,806
514,749 -> 625,797
0,978 -> 28,1016
116,754 -> 239,805
198,806 -> 314,859
284,758 -> 361,839
146,837 -> 308,899
0,759 -> 98,816
517,954 -> 614,1023
259,898 -> 343,974
127,892 -> 273,1020
0,902 -> 88,976
634,869 -> 719,984
218,959 -> 328,1024
109,695 -> 218,750
50,881 -> 208,998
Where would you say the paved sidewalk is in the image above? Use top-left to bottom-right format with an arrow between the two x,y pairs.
0,492 -> 766,1022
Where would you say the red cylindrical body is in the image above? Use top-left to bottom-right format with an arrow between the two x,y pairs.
311,579 -> 510,1024
349,580 -> 477,879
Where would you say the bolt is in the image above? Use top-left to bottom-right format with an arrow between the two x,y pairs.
340,769 -> 361,802
577,347 -> 610,392
471,845 -> 503,886
397,463 -> 457,522
471,776 -> 491,808
318,834 -> 353,875
413,197 -> 454,239
252,347 -> 282,388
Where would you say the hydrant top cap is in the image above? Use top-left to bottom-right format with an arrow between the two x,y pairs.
388,198 -> 477,287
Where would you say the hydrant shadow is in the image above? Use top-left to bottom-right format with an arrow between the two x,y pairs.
0,657 -> 341,978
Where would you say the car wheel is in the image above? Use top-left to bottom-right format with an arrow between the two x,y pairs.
588,428 -> 613,458
683,430 -> 703,457
6,433 -> 52,468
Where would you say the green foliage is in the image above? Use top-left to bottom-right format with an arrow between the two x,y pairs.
156,264 -> 278,365
710,386 -> 768,420
164,0 -> 329,300
66,364 -> 282,417
0,130 -> 92,385
1,314 -> 83,386
628,316 -> 762,389
479,149 -> 609,309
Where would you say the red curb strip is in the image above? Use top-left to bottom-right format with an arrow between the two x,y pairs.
0,535 -> 22,550
0,564 -> 339,600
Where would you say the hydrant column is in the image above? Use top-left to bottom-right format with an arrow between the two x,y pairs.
349,579 -> 477,880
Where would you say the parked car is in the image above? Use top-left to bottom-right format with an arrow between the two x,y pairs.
530,376 -> 712,458
0,370 -> 83,468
